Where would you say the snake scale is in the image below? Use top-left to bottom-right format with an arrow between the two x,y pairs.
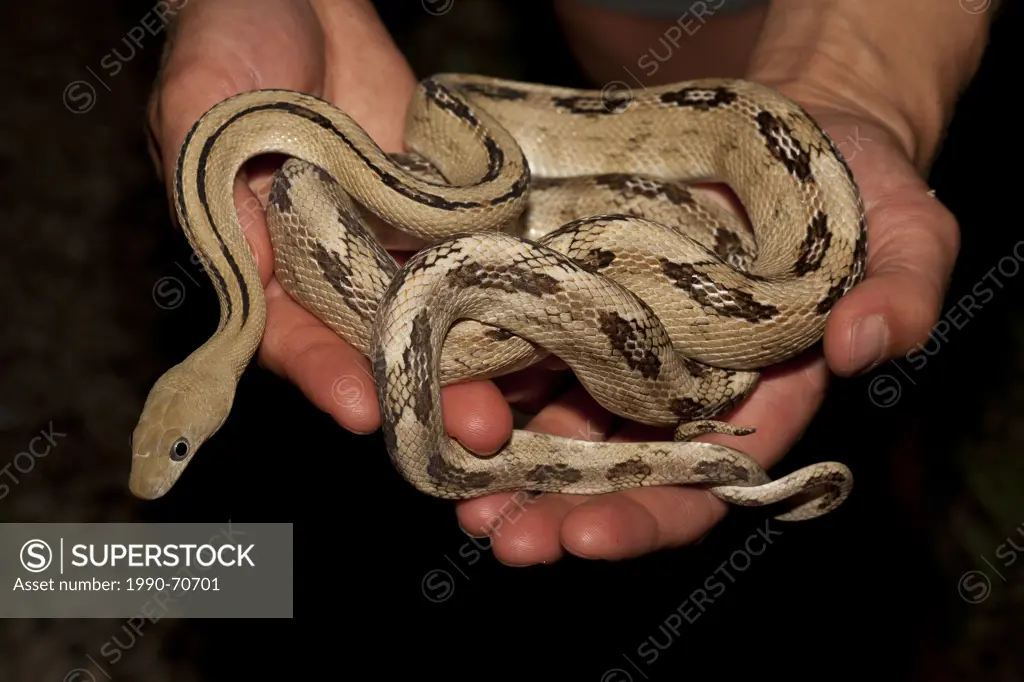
129,74 -> 867,522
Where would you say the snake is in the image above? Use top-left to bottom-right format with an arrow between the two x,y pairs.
129,74 -> 867,522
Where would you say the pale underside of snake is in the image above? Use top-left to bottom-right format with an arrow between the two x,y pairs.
129,74 -> 867,522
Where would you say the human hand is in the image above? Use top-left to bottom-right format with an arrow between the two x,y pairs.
454,41 -> 961,569
146,0 -> 515,457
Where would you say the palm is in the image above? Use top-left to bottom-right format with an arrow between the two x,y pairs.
455,105 -> 959,565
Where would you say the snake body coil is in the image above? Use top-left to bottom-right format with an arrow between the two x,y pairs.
130,74 -> 866,521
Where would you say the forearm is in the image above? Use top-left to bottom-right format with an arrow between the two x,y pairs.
747,0 -> 1000,170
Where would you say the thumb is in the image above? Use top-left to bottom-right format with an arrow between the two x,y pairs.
145,0 -> 323,203
145,0 -> 323,284
821,121 -> 961,376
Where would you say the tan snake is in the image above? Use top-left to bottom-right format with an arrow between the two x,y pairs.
129,74 -> 866,522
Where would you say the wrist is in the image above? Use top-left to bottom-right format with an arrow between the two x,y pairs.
745,1 -> 995,171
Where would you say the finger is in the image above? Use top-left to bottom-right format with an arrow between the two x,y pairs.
821,126 -> 960,376
148,0 -> 322,191
259,278 -> 515,452
558,354 -> 829,560
440,382 -> 514,457
454,383 -> 615,565
259,279 -> 381,434
491,363 -> 573,414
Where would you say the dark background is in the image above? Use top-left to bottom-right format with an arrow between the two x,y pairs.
1,1 -> 1022,680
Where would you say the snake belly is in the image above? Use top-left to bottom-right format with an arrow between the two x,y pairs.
130,73 -> 865,520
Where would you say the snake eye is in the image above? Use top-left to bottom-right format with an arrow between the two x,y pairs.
170,438 -> 190,461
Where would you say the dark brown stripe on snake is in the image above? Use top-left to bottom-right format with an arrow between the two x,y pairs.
755,111 -> 813,183
659,86 -> 737,110
447,261 -> 562,297
792,211 -> 832,276
593,173 -> 693,205
598,311 -> 663,380
228,99 -> 526,215
659,259 -> 780,322
174,116 -> 236,324
605,457 -> 653,483
427,454 -> 496,489
524,464 -> 583,485
422,79 -> 510,184
421,78 -> 480,126
456,82 -> 529,101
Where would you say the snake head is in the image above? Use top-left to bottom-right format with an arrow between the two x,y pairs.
129,361 -> 235,500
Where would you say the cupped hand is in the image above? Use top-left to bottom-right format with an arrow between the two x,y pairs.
455,81 -> 959,566
146,0 -> 514,457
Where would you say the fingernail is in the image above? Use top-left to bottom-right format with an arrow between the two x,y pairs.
849,314 -> 889,374
458,521 -> 490,540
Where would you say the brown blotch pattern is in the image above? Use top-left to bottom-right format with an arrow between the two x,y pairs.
660,259 -> 779,322
525,463 -> 584,485
693,459 -> 753,483
606,457 -> 653,483
593,173 -> 694,205
575,247 -> 616,273
403,310 -> 435,425
814,216 -> 868,315
670,397 -> 705,421
388,240 -> 467,300
311,241 -> 374,322
427,454 -> 496,489
373,353 -> 400,455
659,86 -> 737,111
756,111 -> 813,183
792,211 -> 832,276
267,171 -> 293,213
598,311 -> 663,380
713,228 -> 751,270
447,261 -> 561,297
551,94 -> 630,116
483,328 -> 515,341
678,355 -> 711,379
